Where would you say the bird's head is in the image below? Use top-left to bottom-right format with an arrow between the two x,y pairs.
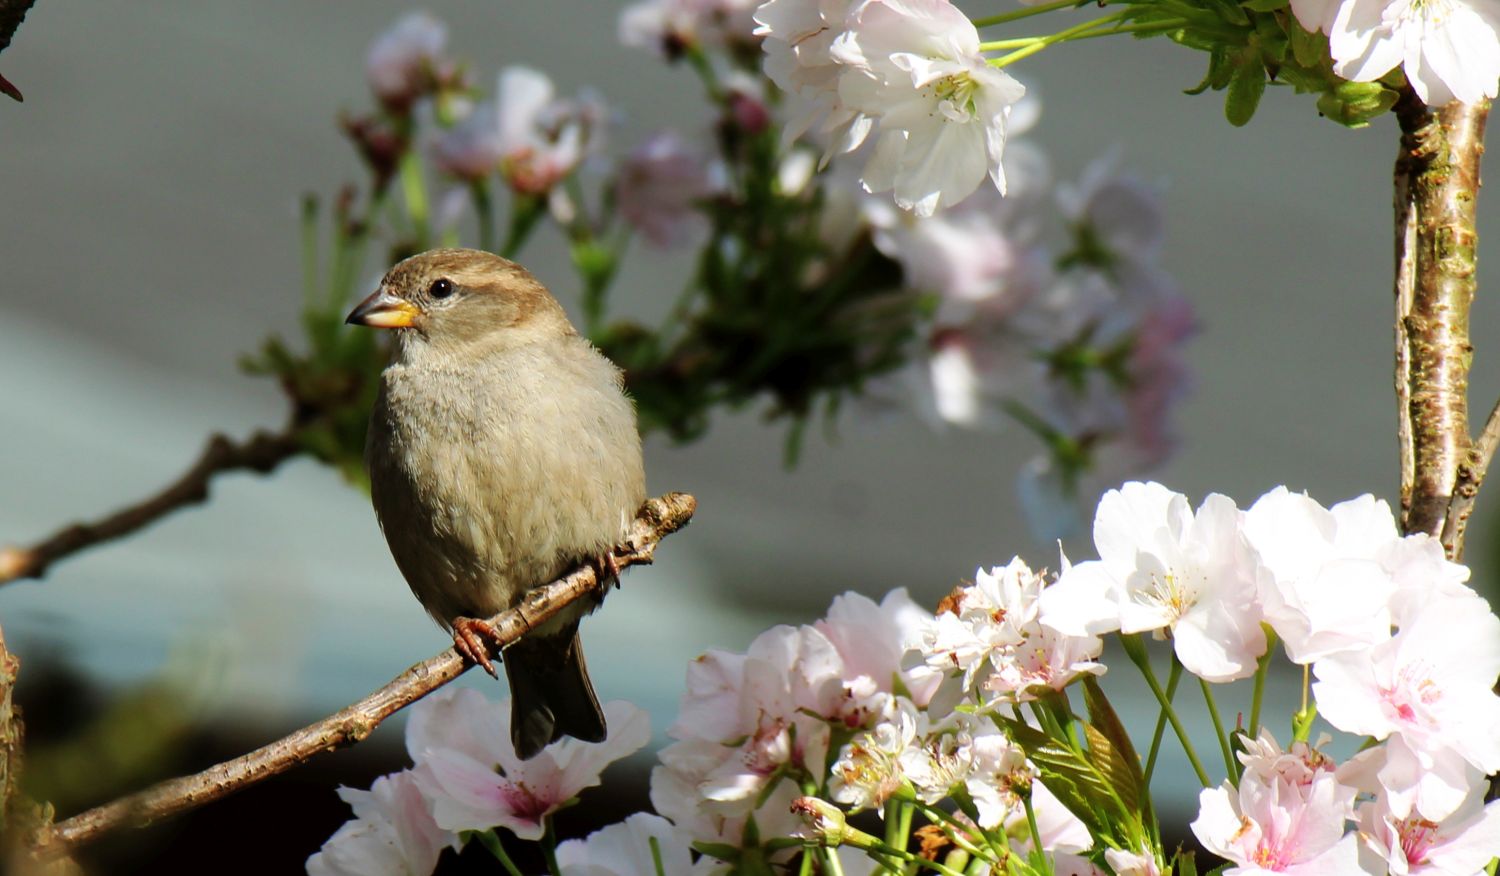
346,248 -> 574,356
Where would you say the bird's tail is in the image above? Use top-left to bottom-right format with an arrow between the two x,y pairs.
504,626 -> 607,760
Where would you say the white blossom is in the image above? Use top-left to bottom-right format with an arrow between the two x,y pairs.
306,770 -> 456,876
831,0 -> 1027,215
1039,482 -> 1267,682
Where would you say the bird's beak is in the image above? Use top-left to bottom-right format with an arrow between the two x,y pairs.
346,288 -> 419,329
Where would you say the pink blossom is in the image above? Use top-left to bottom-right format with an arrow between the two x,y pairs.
306,770 -> 456,876
365,12 -> 447,109
404,687 -> 650,840
615,132 -> 715,248
1356,788 -> 1500,876
815,588 -> 942,706
428,102 -> 504,182
494,67 -> 604,195
1191,767 -> 1364,876
620,0 -> 762,56
1313,593 -> 1500,820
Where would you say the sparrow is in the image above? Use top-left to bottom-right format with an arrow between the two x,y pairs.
346,248 -> 646,759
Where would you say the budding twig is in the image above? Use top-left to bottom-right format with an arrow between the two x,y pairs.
0,429 -> 303,585
23,491 -> 697,860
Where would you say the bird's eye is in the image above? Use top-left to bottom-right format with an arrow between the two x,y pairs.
429,278 -> 455,299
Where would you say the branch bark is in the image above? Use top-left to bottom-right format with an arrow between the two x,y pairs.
0,623 -> 20,825
0,428 -> 304,585
1393,93 -> 1489,548
23,491 -> 696,861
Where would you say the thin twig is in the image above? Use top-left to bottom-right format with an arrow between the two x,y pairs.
0,429 -> 304,585
24,491 -> 697,860
1442,396 -> 1500,560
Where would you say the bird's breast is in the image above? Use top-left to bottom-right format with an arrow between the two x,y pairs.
366,344 -> 646,623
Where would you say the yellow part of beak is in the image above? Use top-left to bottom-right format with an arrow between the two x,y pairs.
346,290 -> 419,329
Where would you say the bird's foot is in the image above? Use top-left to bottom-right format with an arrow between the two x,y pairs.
452,616 -> 506,679
589,549 -> 623,587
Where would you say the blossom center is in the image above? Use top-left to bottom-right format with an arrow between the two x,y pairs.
1396,816 -> 1439,866
930,72 -> 979,121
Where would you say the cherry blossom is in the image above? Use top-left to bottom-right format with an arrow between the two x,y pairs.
404,688 -> 650,840
1191,765 -> 1363,876
1243,488 -> 1400,663
428,101 -> 505,182
615,132 -> 717,248
305,770 -> 456,876
1355,787 -> 1500,876
365,12 -> 447,109
555,813 -> 701,876
1038,481 -> 1267,682
493,67 -> 604,196
1312,592 -> 1500,820
831,0 -> 1027,215
620,0 -> 762,57
922,557 -> 1104,703
1314,0 -> 1500,107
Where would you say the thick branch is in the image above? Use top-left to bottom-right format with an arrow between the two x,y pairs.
24,491 -> 696,860
1393,94 -> 1489,545
0,429 -> 304,585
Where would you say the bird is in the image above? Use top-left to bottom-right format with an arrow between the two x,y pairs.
345,248 -> 646,759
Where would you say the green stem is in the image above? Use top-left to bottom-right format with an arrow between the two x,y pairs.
1141,655 -> 1180,788
1022,794 -> 1054,876
824,847 -> 847,876
1121,634 -> 1212,788
1248,628 -> 1276,738
470,830 -> 523,876
883,799 -> 905,875
300,195 -> 319,304
543,817 -> 562,876
472,180 -> 496,254
501,193 -> 545,259
972,0 -> 1087,28
988,12 -> 1127,67
398,150 -> 430,249
1199,677 -> 1238,783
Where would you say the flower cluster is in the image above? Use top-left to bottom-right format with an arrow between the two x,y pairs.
307,688 -> 650,875
308,482 -> 1500,875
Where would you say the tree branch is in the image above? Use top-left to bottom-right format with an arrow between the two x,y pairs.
1393,93 -> 1489,546
0,428 -> 304,585
0,623 -> 20,825
23,491 -> 697,860
1441,395 -> 1500,560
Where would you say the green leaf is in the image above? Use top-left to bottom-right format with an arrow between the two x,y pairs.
1176,850 -> 1200,876
1242,0 -> 1289,10
1225,56 -> 1267,125
1287,18 -> 1329,68
995,716 -> 1142,847
1081,677 -> 1146,815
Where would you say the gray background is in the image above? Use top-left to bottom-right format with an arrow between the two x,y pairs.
1,0 -> 1496,824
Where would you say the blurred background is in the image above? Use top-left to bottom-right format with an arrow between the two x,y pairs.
2,1 -> 1498,872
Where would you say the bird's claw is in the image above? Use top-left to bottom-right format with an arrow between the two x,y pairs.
590,550 -> 623,587
452,616 -> 504,678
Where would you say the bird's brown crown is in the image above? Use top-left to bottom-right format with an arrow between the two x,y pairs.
375,248 -> 574,352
